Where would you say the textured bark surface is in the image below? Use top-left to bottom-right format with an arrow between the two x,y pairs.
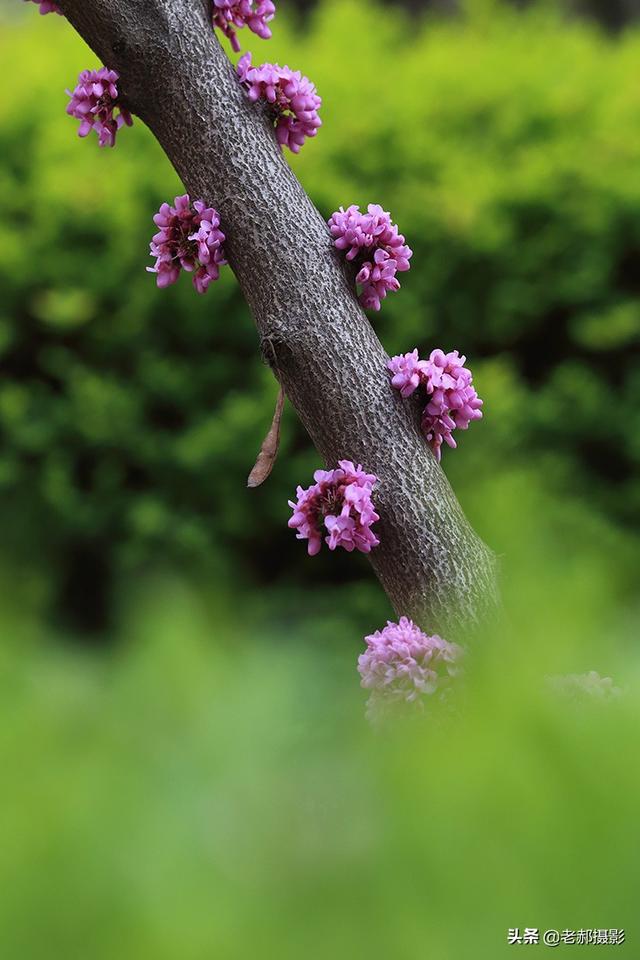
57,0 -> 499,638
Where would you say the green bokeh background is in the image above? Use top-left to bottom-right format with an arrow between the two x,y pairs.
0,0 -> 638,956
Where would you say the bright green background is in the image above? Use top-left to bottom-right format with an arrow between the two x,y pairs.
0,0 -> 639,956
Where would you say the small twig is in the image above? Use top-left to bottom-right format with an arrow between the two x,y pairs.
247,385 -> 286,488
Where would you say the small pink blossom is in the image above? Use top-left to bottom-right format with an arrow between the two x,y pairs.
388,348 -> 483,461
288,460 -> 379,556
328,204 -> 412,311
387,349 -> 430,398
25,0 -> 62,14
237,53 -> 322,154
66,68 -> 132,148
358,617 -> 463,723
147,194 -> 227,294
212,0 -> 275,52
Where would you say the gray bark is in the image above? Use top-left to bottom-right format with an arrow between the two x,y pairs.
56,0 -> 499,638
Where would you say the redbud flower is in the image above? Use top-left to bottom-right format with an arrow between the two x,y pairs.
387,349 -> 429,399
237,53 -> 322,154
66,68 -> 132,148
358,617 -> 463,723
288,460 -> 380,556
388,348 -> 483,461
25,0 -> 62,12
328,204 -> 412,311
147,195 -> 227,294
212,0 -> 275,52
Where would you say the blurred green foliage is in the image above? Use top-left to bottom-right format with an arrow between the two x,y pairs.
1,0 -> 640,634
1,468 -> 638,958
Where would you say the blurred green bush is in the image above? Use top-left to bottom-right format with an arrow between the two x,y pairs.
1,0 -> 639,632
1,470 -> 639,957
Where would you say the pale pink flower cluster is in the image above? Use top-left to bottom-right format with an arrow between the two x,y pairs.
66,68 -> 133,148
147,195 -> 227,294
288,460 -> 380,556
388,348 -> 483,461
358,617 -> 463,722
212,0 -> 275,52
547,671 -> 622,702
237,53 -> 322,153
328,204 -> 412,311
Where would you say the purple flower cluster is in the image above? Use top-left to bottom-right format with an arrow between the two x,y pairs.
237,53 -> 322,154
328,204 -> 412,311
147,195 -> 227,294
288,460 -> 380,556
66,68 -> 133,148
388,348 -> 483,461
212,0 -> 275,52
358,617 -> 463,722
25,0 -> 62,14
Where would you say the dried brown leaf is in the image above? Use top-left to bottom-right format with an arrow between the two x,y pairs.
247,385 -> 285,488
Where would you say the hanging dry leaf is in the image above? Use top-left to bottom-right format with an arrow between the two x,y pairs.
247,385 -> 286,488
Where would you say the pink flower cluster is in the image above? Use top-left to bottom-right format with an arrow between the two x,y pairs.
358,617 -> 463,722
388,348 -> 483,461
66,68 -> 133,148
147,195 -> 227,294
25,0 -> 62,13
237,53 -> 322,154
288,460 -> 380,556
212,0 -> 275,52
328,204 -> 412,311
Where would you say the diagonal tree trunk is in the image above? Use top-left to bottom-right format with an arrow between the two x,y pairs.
56,0 -> 499,638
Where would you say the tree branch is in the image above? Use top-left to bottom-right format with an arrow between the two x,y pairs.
56,0 -> 499,638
